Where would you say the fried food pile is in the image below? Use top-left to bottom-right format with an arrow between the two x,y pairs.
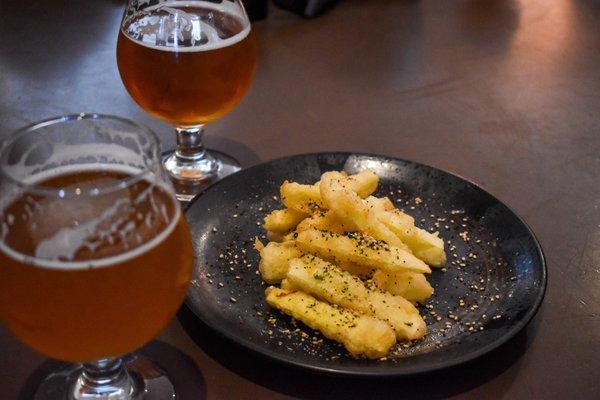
256,170 -> 446,359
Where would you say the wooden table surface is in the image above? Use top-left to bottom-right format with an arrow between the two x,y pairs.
1,0 -> 599,398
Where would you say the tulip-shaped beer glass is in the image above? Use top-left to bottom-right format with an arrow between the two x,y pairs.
0,114 -> 193,399
117,0 -> 256,201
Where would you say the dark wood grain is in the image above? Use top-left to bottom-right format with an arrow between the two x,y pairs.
1,0 -> 599,399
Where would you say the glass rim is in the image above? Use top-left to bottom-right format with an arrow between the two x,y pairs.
0,113 -> 162,198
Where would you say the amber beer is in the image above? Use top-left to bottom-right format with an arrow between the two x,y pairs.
117,2 -> 256,127
0,169 -> 193,362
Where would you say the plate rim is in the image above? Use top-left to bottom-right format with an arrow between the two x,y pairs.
183,151 -> 547,377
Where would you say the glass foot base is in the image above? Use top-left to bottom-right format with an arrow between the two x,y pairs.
34,355 -> 175,400
162,149 -> 241,202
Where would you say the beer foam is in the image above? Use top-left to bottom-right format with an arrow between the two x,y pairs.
0,164 -> 182,271
122,0 -> 250,52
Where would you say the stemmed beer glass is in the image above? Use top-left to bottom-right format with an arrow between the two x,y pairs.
117,0 -> 256,201
0,114 -> 193,399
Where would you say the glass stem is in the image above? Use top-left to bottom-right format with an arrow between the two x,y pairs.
162,124 -> 221,200
175,125 -> 207,161
72,357 -> 136,399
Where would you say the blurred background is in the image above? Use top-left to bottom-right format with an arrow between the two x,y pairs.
1,0 -> 597,178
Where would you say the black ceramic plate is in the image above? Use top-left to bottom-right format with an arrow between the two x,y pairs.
184,153 -> 546,376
